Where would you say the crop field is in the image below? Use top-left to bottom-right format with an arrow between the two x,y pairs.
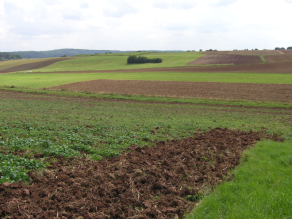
0,51 -> 292,218
1,72 -> 292,89
0,57 -> 73,74
50,80 -> 292,103
34,52 -> 204,72
188,55 -> 263,65
0,58 -> 61,71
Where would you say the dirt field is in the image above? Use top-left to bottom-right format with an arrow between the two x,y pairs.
203,50 -> 285,55
0,58 -> 73,74
0,128 -> 282,219
188,55 -> 262,65
264,54 -> 292,63
282,50 -> 292,54
49,80 -> 292,103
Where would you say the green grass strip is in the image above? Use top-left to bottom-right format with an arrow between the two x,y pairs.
1,87 -> 292,109
186,140 -> 292,219
1,72 -> 292,89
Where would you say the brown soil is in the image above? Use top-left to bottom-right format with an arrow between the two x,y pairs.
0,58 -> 73,74
264,54 -> 292,63
203,50 -> 284,55
188,55 -> 262,65
282,50 -> 292,54
49,80 -> 292,103
0,128 -> 283,219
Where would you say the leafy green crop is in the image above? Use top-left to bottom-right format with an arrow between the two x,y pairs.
0,153 -> 45,184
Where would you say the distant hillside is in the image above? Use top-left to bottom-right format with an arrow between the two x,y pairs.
0,52 -> 22,61
7,49 -> 133,59
7,49 -> 183,59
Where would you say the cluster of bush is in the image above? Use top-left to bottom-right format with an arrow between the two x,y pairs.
275,47 -> 292,50
127,55 -> 162,64
0,52 -> 22,61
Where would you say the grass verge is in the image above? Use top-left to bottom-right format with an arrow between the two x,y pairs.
186,140 -> 292,219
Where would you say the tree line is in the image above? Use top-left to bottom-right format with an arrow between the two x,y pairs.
275,47 -> 292,50
127,55 -> 162,64
0,52 -> 22,61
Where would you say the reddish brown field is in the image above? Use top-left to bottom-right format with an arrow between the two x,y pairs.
264,53 -> 292,63
0,58 -> 73,74
188,55 -> 262,65
282,50 -> 292,54
0,128 -> 282,219
49,80 -> 292,103
204,50 -> 284,55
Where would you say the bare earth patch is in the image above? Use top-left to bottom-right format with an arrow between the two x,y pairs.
0,129 -> 282,219
188,55 -> 262,65
0,58 -> 74,74
204,50 -> 285,55
49,80 -> 292,103
264,54 -> 292,63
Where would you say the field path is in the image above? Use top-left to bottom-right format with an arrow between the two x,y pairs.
49,80 -> 292,103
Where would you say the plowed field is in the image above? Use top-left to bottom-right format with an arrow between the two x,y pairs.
49,80 -> 292,103
0,58 -> 73,74
264,54 -> 292,63
0,128 -> 282,219
188,55 -> 262,65
204,50 -> 285,55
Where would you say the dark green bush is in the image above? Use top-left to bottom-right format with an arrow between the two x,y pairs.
127,55 -> 162,64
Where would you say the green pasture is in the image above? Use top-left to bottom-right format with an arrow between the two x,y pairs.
1,72 -> 292,89
0,58 -> 55,70
35,52 -> 204,72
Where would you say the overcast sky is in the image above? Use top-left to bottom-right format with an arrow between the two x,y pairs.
1,0 -> 292,52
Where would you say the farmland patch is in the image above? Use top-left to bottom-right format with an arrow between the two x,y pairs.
0,128 -> 282,218
0,57 -> 73,74
188,55 -> 262,65
49,80 -> 292,103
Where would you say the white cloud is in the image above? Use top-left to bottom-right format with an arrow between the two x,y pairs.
214,0 -> 238,7
1,0 -> 292,52
80,2 -> 89,8
103,1 -> 138,18
153,0 -> 198,10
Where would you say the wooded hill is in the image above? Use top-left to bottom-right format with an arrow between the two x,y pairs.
0,52 -> 22,61
6,49 -> 184,59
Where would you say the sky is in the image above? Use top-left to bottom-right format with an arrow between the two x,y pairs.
1,0 -> 292,52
